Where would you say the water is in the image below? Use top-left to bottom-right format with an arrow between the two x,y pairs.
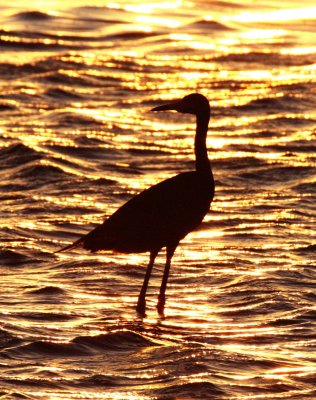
0,1 -> 315,399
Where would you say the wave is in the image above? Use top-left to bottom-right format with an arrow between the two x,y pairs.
156,381 -> 225,398
186,19 -> 233,31
237,165 -> 314,186
0,102 -> 16,112
44,111 -> 104,127
27,286 -> 66,295
14,163 -> 70,185
1,376 -> 62,390
6,330 -> 159,359
273,116 -> 316,127
72,330 -> 160,351
44,87 -> 83,101
11,11 -> 55,21
0,143 -> 42,169
235,95 -> 311,113
292,181 -> 316,193
0,328 -> 22,349
0,60 -> 47,79
16,311 -> 76,322
0,28 -> 159,55
0,142 -> 103,181
75,373 -> 135,388
206,1 -> 247,9
45,143 -> 118,167
0,249 -> 32,266
105,31 -> 160,41
214,51 -> 314,66
38,71 -> 98,86
0,34 -> 81,51
9,340 -> 91,357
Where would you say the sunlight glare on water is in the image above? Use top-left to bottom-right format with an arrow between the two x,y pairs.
0,0 -> 315,399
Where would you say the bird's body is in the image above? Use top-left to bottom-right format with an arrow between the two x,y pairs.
73,171 -> 213,254
57,93 -> 214,315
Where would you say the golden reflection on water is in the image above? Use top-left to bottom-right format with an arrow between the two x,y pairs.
1,0 -> 315,399
135,15 -> 181,29
230,5 -> 316,23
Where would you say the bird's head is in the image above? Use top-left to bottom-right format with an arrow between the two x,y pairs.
151,93 -> 210,116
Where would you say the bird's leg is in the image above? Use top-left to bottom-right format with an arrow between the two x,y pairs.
136,250 -> 158,315
157,245 -> 177,315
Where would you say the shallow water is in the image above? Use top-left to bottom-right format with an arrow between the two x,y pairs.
0,1 -> 316,399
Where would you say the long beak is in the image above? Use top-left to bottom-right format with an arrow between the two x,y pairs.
151,99 -> 182,112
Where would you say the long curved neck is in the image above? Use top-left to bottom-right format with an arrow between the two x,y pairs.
195,111 -> 211,176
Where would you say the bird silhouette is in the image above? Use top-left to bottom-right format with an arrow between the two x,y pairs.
56,93 -> 214,315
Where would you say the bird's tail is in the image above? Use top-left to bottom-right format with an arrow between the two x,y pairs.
54,237 -> 84,254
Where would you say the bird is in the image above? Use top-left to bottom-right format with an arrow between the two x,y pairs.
56,93 -> 214,315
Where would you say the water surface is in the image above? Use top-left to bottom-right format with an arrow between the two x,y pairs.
0,1 -> 315,399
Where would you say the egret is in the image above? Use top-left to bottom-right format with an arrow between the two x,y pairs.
56,93 -> 214,315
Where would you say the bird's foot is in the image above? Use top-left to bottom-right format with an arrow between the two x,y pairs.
157,294 -> 166,316
136,298 -> 146,316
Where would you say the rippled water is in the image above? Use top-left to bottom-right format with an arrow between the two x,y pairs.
1,1 -> 316,399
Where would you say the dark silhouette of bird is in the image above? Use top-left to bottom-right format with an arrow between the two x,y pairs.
56,93 -> 214,315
